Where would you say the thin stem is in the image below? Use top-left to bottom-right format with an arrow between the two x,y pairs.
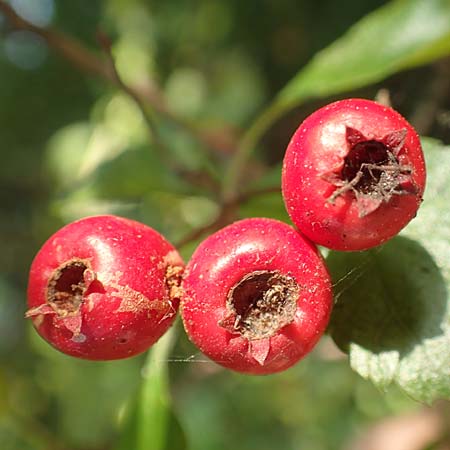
0,0 -> 234,156
221,100 -> 284,202
0,0 -> 113,79
96,32 -> 166,155
138,325 -> 178,450
96,32 -> 221,191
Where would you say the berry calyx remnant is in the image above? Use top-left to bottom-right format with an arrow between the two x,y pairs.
181,218 -> 332,375
26,215 -> 184,360
282,98 -> 426,251
324,126 -> 418,217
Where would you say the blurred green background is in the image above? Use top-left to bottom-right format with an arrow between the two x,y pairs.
1,0 -> 449,449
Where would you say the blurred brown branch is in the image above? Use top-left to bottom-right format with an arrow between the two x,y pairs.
97,31 -> 221,193
0,0 -> 237,156
0,0 -> 274,249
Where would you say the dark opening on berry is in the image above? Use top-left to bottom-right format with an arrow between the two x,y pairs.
219,270 -> 299,340
26,215 -> 184,360
46,259 -> 89,316
282,98 -> 426,251
326,126 -> 418,217
181,218 -> 332,375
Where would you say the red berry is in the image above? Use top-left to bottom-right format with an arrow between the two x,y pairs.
180,218 -> 332,375
26,215 -> 184,360
282,98 -> 426,251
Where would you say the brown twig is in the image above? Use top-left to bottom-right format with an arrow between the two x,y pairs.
96,31 -> 159,139
97,33 -> 222,193
0,1 -> 277,243
0,1 -> 113,79
0,0 -> 237,155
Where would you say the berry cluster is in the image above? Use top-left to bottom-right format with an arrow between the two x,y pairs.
26,99 -> 425,374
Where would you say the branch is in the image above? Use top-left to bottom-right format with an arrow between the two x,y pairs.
221,101 -> 283,202
96,31 -> 221,191
0,1 -> 112,79
0,0 -> 236,155
96,32 -> 161,146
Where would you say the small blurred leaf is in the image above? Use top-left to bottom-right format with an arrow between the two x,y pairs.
165,68 -> 207,118
0,277 -> 22,355
179,196 -> 219,228
28,336 -> 141,448
117,399 -> 187,450
327,139 -> 450,403
45,122 -> 93,188
137,329 -> 175,450
49,143 -> 191,224
238,163 -> 286,221
239,191 -> 288,222
115,32 -> 157,86
50,186 -> 138,224
115,327 -> 187,450
46,93 -> 151,193
276,0 -> 450,112
140,192 -> 218,244
88,145 -> 187,199
248,163 -> 282,191
0,418 -> 47,450
158,121 -> 216,173
206,51 -> 267,125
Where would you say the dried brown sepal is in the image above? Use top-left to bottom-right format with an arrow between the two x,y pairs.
324,127 -> 419,217
219,270 -> 299,341
25,259 -> 93,339
165,264 -> 184,303
248,338 -> 271,366
46,259 -> 91,317
25,303 -> 55,318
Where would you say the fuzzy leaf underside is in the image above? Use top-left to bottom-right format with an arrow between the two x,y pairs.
327,139 -> 450,403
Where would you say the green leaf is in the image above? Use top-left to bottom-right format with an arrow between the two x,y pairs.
327,139 -> 450,403
115,327 -> 187,450
87,145 -> 188,199
223,0 -> 450,200
239,191 -> 288,223
45,122 -> 93,189
237,163 -> 287,221
277,0 -> 450,111
403,138 -> 450,281
0,418 -> 48,450
28,327 -> 142,448
137,329 -> 177,450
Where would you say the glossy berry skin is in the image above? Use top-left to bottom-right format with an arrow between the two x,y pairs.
26,215 -> 184,360
282,99 -> 426,251
181,218 -> 332,375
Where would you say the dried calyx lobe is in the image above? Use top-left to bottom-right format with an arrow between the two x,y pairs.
325,127 -> 419,217
26,259 -> 94,320
219,270 -> 299,340
47,260 -> 90,316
